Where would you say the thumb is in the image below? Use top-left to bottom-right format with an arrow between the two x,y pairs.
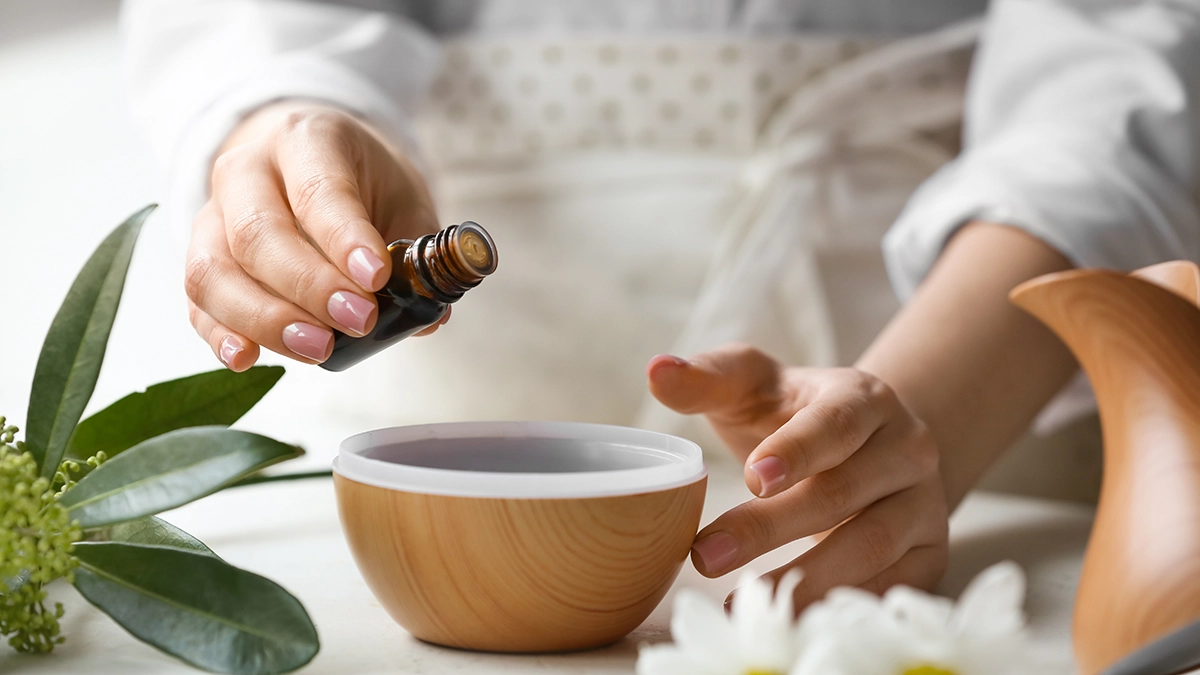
646,343 -> 783,418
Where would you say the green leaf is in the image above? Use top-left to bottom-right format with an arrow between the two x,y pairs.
25,204 -> 156,478
101,517 -> 218,558
67,366 -> 284,467
72,542 -> 319,675
60,426 -> 302,529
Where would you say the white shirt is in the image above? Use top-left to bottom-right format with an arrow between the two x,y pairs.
120,0 -> 1200,305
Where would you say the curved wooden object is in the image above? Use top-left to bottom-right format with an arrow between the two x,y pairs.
334,474 -> 707,652
1011,261 -> 1200,674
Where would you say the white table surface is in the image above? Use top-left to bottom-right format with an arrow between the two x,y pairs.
3,463 -> 1096,675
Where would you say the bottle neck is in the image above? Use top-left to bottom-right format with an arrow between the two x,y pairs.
400,222 -> 498,303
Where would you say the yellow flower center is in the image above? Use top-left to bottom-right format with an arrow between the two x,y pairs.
743,671 -> 784,675
901,667 -> 958,675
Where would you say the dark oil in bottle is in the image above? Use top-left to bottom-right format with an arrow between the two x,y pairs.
321,221 -> 497,371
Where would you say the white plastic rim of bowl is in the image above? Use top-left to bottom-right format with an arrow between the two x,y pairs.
333,421 -> 707,499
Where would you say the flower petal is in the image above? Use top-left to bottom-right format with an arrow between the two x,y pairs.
733,572 -> 804,670
790,634 -> 856,675
637,644 -> 715,675
951,561 -> 1026,638
773,568 -> 805,621
670,590 -> 742,671
731,570 -> 774,624
882,585 -> 954,636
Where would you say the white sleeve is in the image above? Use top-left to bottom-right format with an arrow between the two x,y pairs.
883,0 -> 1200,299
119,0 -> 441,241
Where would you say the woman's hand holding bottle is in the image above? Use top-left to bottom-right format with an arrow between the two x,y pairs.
186,102 -> 444,371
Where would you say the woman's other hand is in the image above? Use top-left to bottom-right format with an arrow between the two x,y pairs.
186,102 -> 442,371
647,344 -> 948,608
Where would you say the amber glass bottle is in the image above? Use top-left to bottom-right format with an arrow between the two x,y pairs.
321,222 -> 497,371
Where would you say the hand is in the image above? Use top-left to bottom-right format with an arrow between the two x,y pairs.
647,344 -> 949,608
185,102 -> 443,371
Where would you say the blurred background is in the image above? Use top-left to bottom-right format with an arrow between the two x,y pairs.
0,0 -> 338,470
0,0 -> 1102,498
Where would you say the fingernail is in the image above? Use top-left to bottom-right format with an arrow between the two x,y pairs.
647,354 -> 689,377
219,335 -> 244,369
282,322 -> 333,362
692,532 -> 739,574
348,247 -> 385,290
327,291 -> 376,335
750,456 -> 787,497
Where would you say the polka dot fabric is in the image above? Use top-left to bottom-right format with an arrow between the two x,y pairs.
415,35 -> 886,165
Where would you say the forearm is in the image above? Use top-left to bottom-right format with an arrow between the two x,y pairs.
857,221 -> 1077,508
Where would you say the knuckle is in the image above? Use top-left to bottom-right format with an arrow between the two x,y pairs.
242,302 -> 286,338
739,505 -> 780,552
186,302 -> 203,329
864,374 -> 893,404
840,368 -> 889,403
812,471 -> 855,518
210,147 -> 253,187
183,253 -> 220,305
858,521 -> 898,568
319,216 -> 357,255
808,401 -> 857,443
907,423 -> 940,476
727,341 -> 762,360
210,150 -> 237,184
774,422 -> 812,476
226,209 -> 276,260
279,109 -> 318,137
718,342 -> 775,373
279,108 -> 357,144
287,261 -> 325,302
291,171 -> 335,219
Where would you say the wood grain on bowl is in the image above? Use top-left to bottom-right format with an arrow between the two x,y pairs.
334,474 -> 707,652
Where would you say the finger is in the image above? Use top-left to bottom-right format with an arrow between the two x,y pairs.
412,306 -> 451,337
856,543 -> 948,598
767,482 -> 947,609
212,148 -> 379,337
188,300 -> 261,372
690,432 -> 933,577
186,203 -> 335,364
272,116 -> 392,292
722,544 -> 948,616
744,374 -> 894,497
646,343 -> 786,421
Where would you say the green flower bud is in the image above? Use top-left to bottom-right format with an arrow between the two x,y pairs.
0,421 -> 81,654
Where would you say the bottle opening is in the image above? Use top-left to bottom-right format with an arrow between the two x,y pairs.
411,221 -> 499,301
455,222 -> 498,275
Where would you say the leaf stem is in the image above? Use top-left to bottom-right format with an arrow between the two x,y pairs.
224,470 -> 333,489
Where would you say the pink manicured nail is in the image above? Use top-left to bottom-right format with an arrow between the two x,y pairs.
282,322 -> 333,362
219,335 -> 244,369
348,247 -> 385,290
750,456 -> 787,497
693,532 -> 739,574
327,291 -> 376,335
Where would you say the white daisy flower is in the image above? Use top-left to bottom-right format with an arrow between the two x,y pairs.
636,569 -> 805,675
789,562 -> 1036,675
638,562 -> 1037,675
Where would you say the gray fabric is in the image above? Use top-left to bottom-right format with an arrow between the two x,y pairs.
325,0 -> 989,35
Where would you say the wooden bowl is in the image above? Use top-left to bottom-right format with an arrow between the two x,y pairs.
332,421 -> 708,653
